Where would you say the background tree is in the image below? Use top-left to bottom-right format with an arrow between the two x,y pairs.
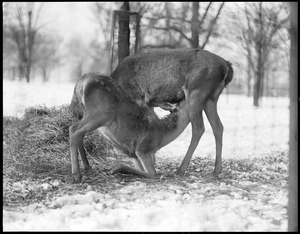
92,2 -> 119,51
117,2 -> 130,63
67,36 -> 88,82
239,2 -> 289,106
5,2 -> 44,82
34,33 -> 63,82
288,2 -> 298,231
3,4 -> 18,81
141,2 -> 225,50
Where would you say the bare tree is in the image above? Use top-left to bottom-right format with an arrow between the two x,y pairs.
191,2 -> 200,48
7,2 -> 44,82
35,33 -> 63,82
141,2 -> 225,50
288,2 -> 298,231
240,2 -> 289,106
200,2 -> 225,49
3,4 -> 18,80
92,2 -> 120,50
67,37 -> 88,82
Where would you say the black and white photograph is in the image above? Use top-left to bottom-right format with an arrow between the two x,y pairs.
3,2 -> 297,231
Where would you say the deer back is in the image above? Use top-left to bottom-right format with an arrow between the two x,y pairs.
111,48 -> 230,106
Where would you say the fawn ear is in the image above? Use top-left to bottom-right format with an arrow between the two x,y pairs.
136,99 -> 148,107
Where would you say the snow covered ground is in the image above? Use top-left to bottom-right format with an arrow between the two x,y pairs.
3,187 -> 288,231
3,79 -> 290,231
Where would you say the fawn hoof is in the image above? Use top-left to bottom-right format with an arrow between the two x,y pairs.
111,168 -> 119,174
72,173 -> 82,183
111,166 -> 124,175
84,166 -> 93,174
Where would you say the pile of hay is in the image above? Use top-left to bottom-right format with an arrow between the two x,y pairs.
3,105 -> 114,178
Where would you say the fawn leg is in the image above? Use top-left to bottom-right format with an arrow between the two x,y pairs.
78,142 -> 92,172
69,123 -> 82,183
136,152 -> 157,178
112,153 -> 157,178
112,154 -> 158,178
70,114 -> 108,183
132,157 -> 145,171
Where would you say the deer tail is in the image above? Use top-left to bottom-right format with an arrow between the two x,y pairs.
224,61 -> 234,88
69,86 -> 84,120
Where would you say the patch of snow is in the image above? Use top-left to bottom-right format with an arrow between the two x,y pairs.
3,189 -> 288,231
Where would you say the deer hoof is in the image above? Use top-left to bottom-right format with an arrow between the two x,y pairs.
72,173 -> 82,183
213,168 -> 222,176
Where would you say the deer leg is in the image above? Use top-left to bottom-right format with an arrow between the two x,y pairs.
176,110 -> 205,174
204,99 -> 223,175
176,86 -> 205,174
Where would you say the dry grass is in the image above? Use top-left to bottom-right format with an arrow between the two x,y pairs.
3,105 -> 115,179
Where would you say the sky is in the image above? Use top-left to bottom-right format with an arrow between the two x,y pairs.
42,2 -> 100,45
41,2 -> 241,46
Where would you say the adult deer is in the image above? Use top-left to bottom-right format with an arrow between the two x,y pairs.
69,73 -> 190,183
110,48 -> 233,176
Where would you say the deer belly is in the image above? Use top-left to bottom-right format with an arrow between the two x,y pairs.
148,83 -> 185,106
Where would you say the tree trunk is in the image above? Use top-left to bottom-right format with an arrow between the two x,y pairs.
18,62 -> 24,81
42,67 -> 48,82
179,2 -> 189,45
247,56 -> 252,97
165,2 -> 172,44
260,66 -> 265,98
134,13 -> 140,54
253,44 -> 263,106
288,2 -> 298,232
12,66 -> 16,81
191,2 -> 199,48
118,2 -> 130,63
253,65 -> 262,106
253,2 -> 263,107
25,62 -> 31,83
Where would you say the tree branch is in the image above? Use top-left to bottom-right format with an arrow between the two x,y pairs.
143,16 -> 191,24
142,24 -> 192,42
140,43 -> 178,49
33,2 -> 44,29
201,2 -> 225,49
199,2 -> 212,26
